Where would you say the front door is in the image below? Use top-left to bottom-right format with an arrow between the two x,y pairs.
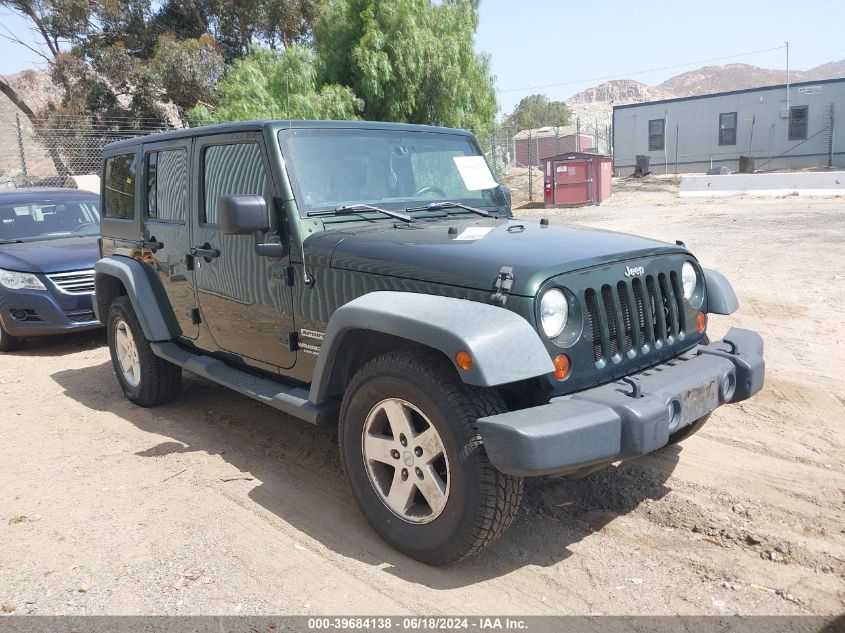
142,139 -> 198,339
553,160 -> 593,206
190,132 -> 296,370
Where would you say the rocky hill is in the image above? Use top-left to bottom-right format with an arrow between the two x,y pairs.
0,70 -> 63,182
565,61 -> 845,144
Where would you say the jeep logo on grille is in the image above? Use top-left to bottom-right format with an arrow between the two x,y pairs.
624,265 -> 645,278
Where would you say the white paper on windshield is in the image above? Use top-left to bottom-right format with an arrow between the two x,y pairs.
454,226 -> 494,241
453,155 -> 498,191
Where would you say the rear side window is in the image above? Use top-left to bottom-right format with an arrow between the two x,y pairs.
203,143 -> 268,225
103,154 -> 136,219
147,149 -> 188,222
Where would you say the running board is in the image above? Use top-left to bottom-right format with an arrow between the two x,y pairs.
151,342 -> 337,427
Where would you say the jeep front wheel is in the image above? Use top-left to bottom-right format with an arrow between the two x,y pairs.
107,296 -> 181,407
339,350 -> 523,566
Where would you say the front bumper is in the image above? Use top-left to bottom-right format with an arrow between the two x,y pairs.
477,327 -> 765,477
0,286 -> 101,337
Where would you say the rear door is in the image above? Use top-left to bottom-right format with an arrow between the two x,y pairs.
190,132 -> 296,370
141,139 -> 199,339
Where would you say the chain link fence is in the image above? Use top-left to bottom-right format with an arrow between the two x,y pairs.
484,121 -> 612,208
3,113 -> 615,206
0,115 -> 177,189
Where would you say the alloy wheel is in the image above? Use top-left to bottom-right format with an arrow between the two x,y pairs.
361,398 -> 451,524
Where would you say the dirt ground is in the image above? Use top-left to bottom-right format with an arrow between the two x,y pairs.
1,178 -> 843,617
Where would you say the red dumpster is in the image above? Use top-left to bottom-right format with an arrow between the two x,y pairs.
542,152 -> 613,207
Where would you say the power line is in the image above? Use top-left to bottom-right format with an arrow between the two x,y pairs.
497,44 -> 788,94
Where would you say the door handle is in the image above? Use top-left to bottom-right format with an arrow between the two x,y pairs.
190,243 -> 220,262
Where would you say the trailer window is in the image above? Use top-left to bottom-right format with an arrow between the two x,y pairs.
788,106 -> 808,141
648,119 -> 665,151
719,112 -> 737,146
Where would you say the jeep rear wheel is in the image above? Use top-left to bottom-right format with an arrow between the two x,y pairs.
339,350 -> 523,566
107,296 -> 181,407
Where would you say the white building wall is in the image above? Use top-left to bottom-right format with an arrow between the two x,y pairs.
612,79 -> 845,176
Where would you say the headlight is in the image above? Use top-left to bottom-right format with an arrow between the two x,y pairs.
0,268 -> 46,291
681,262 -> 697,301
540,288 -> 568,338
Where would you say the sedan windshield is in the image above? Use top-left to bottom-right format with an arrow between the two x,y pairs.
0,197 -> 100,242
278,128 -> 507,216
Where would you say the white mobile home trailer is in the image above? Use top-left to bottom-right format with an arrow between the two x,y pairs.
612,78 -> 844,176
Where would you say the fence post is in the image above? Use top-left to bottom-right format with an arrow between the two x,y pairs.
490,133 -> 497,179
528,130 -> 533,203
15,113 -> 28,182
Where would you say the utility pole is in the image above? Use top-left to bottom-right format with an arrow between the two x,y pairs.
785,41 -> 790,112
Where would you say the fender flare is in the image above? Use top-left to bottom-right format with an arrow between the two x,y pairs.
703,268 -> 739,315
309,291 -> 554,404
93,256 -> 179,341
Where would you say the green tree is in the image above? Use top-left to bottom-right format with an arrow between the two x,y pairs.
0,0 -> 316,123
503,94 -> 572,131
187,46 -> 362,123
315,0 -> 496,137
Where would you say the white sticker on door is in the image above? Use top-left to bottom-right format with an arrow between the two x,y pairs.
453,156 -> 498,191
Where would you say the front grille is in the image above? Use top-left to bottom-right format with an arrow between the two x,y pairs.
584,271 -> 686,366
47,270 -> 95,295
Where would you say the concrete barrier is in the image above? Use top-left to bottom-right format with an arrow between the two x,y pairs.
679,171 -> 845,198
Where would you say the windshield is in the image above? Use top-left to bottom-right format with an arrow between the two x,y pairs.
0,197 -> 101,242
278,128 -> 507,216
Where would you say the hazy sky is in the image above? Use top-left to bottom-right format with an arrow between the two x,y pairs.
2,0 -> 843,116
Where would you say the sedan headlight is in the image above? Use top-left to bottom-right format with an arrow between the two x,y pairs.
540,288 -> 568,338
0,268 -> 46,291
681,262 -> 698,301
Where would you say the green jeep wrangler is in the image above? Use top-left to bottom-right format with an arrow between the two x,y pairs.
95,121 -> 765,565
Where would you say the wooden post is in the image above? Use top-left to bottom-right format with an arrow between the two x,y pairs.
15,113 -> 28,181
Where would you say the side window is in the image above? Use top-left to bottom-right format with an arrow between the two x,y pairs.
788,105 -> 808,141
203,143 -> 268,225
103,154 -> 136,219
648,119 -> 665,151
147,149 -> 188,222
718,112 -> 737,146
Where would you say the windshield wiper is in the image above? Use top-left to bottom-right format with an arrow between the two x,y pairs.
405,201 -> 494,217
307,203 -> 413,223
0,239 -> 23,244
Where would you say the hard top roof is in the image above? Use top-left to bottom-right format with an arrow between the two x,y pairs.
104,120 -> 475,152
0,188 -> 99,204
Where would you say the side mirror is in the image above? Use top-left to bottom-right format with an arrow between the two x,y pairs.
218,195 -> 284,258
218,195 -> 269,235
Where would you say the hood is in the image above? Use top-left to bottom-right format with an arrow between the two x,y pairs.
308,217 -> 686,297
0,236 -> 100,274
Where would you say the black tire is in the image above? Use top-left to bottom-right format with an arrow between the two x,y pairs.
0,324 -> 24,352
106,296 -> 181,407
339,349 -> 523,566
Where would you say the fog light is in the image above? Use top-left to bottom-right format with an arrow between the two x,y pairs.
455,350 -> 473,371
10,309 -> 27,320
697,311 -> 706,333
552,354 -> 571,381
